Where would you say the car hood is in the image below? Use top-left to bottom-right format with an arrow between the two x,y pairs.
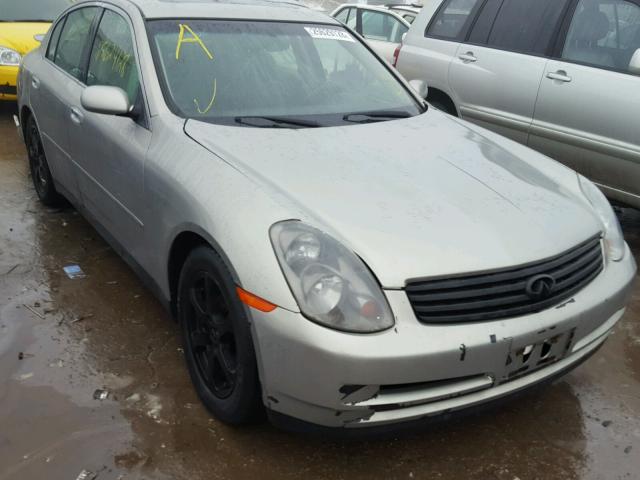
185,111 -> 602,287
0,23 -> 50,56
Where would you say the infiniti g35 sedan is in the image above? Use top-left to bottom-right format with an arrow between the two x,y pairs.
17,0 -> 636,431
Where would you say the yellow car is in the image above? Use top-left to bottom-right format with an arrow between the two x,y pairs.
1,0 -> 75,101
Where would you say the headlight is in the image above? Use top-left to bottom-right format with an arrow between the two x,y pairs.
270,221 -> 394,333
578,175 -> 625,261
0,46 -> 21,66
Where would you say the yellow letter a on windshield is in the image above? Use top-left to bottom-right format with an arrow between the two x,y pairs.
175,24 -> 214,60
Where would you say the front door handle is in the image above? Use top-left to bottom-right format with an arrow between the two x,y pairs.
458,52 -> 477,63
546,70 -> 572,83
70,107 -> 84,125
31,76 -> 40,89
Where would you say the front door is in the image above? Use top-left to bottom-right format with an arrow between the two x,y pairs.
448,0 -> 570,144
530,0 -> 640,202
69,8 -> 151,258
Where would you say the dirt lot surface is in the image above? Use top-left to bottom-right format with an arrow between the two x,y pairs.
1,100 -> 639,480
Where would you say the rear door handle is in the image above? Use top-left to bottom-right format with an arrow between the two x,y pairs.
70,107 -> 84,125
546,70 -> 572,83
31,76 -> 40,89
458,52 -> 477,63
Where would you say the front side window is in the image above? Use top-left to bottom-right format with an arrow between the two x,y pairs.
361,10 -> 407,43
147,20 -> 421,127
46,17 -> 66,61
562,0 -> 640,72
54,7 -> 100,80
485,0 -> 570,55
87,10 -> 141,103
0,0 -> 74,22
426,0 -> 482,40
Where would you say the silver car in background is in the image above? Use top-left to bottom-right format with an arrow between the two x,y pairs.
17,0 -> 636,431
331,3 -> 412,63
396,0 -> 640,209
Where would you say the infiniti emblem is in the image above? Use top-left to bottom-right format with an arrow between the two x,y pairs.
525,274 -> 556,300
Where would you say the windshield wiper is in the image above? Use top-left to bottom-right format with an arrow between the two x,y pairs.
234,116 -> 320,129
343,110 -> 414,123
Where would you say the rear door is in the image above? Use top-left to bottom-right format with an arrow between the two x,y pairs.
29,6 -> 100,202
397,0 -> 484,104
530,0 -> 640,202
69,7 -> 151,257
448,0 -> 570,143
358,8 -> 408,63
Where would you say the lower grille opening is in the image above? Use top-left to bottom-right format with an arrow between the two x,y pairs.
350,374 -> 494,411
0,85 -> 17,95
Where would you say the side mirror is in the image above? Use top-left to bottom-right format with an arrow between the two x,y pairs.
629,48 -> 640,75
409,79 -> 428,99
81,85 -> 132,116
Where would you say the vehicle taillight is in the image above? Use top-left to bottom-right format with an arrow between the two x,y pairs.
392,44 -> 402,67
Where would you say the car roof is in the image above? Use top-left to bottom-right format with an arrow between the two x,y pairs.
387,5 -> 420,13
332,3 -> 416,25
335,3 -> 418,14
118,0 -> 338,23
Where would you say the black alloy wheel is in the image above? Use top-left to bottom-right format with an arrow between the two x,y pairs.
178,246 -> 262,424
185,270 -> 238,398
25,115 -> 61,205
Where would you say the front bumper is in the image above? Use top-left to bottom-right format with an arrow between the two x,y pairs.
250,243 -> 636,429
0,65 -> 18,101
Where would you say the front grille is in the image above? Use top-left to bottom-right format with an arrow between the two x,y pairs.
406,235 -> 604,323
0,84 -> 17,95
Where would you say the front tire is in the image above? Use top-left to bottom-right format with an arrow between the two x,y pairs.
25,115 -> 62,206
177,246 -> 262,424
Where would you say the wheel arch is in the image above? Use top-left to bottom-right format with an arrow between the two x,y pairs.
427,87 -> 459,117
166,226 -> 275,410
20,105 -> 33,140
166,227 -> 241,317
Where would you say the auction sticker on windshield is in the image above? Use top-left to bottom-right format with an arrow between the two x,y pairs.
304,27 -> 355,42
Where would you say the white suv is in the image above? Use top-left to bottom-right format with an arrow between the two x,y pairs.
396,0 -> 640,209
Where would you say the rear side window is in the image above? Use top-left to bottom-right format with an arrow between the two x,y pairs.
403,14 -> 416,24
346,8 -> 357,29
46,17 -> 66,61
361,10 -> 407,43
467,0 -> 503,44
54,7 -> 100,80
484,0 -> 570,55
334,8 -> 349,24
87,10 -> 140,103
426,0 -> 483,40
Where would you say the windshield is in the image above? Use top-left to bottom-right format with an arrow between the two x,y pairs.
147,20 -> 422,127
0,0 -> 76,22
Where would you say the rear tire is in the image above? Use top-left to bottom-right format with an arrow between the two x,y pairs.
177,246 -> 263,424
25,115 -> 62,206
